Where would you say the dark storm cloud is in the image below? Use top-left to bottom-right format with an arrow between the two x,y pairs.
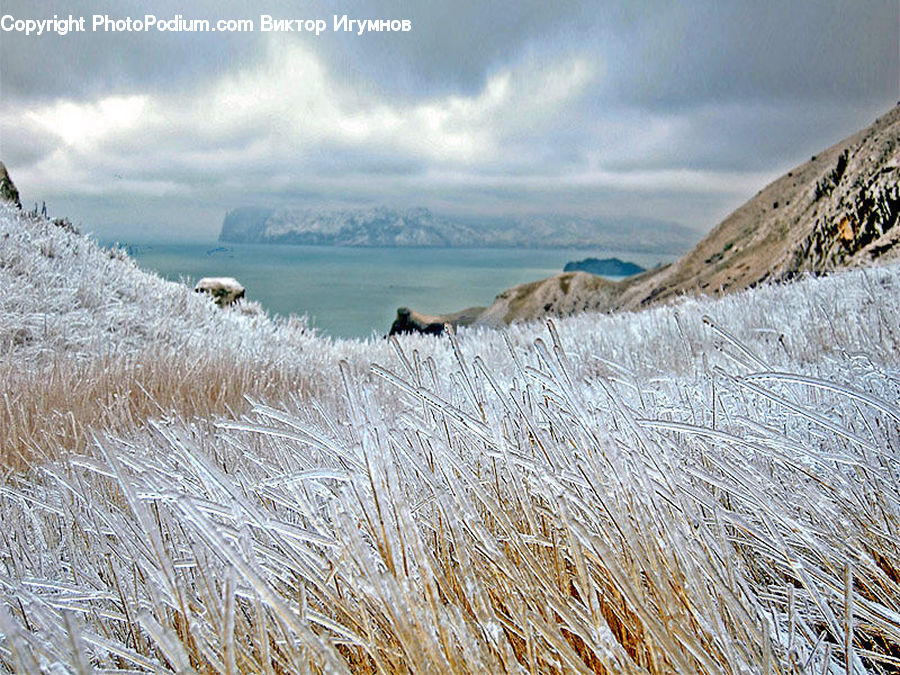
1,0 -> 594,102
0,0 -> 897,241
0,0 -> 263,102
303,0 -> 594,98
300,0 -> 898,108
602,0 -> 898,109
10,0 -> 891,107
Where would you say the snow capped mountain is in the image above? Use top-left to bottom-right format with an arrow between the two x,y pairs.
220,206 -> 480,247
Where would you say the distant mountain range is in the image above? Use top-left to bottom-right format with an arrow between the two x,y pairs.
218,206 -> 697,253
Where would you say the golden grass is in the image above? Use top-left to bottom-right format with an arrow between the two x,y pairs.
0,347 -> 312,472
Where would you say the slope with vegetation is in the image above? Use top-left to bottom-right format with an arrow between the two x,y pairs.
468,105 -> 900,325
0,200 -> 332,469
0,178 -> 899,672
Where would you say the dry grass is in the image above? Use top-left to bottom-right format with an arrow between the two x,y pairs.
0,348 -> 313,472
0,202 -> 327,472
1,317 -> 898,673
2,205 -> 900,672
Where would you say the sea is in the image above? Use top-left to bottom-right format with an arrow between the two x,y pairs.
122,242 -> 674,339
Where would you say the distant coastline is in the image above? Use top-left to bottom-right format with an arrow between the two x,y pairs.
218,206 -> 697,253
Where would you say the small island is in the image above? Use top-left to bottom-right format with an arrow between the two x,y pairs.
563,257 -> 645,277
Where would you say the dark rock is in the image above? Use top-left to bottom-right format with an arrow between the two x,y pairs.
563,257 -> 645,276
0,162 -> 21,209
389,307 -> 446,336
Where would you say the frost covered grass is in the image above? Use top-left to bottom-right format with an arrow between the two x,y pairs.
0,204 -> 328,469
1,203 -> 899,672
0,348 -> 317,470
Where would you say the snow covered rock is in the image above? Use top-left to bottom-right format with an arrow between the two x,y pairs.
194,276 -> 246,306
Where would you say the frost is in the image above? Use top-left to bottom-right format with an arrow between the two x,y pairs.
1,203 -> 900,672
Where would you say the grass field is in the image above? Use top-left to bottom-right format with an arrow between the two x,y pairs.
1,204 -> 898,673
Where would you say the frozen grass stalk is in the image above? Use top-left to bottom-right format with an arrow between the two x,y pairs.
1,203 -> 900,671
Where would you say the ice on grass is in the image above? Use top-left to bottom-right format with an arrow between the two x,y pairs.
1,203 -> 899,672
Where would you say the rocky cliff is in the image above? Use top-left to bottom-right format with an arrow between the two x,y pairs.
464,105 -> 900,326
220,206 -> 483,247
219,206 -> 696,251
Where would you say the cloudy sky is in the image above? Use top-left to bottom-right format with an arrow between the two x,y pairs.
1,0 -> 897,242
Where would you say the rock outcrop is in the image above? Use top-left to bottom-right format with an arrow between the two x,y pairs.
463,105 -> 900,327
388,305 -> 485,337
219,206 -> 696,252
389,308 -> 448,336
0,162 -> 21,209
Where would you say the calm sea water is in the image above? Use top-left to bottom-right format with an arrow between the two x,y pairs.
123,243 -> 672,338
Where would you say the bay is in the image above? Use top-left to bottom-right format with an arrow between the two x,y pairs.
123,242 -> 672,338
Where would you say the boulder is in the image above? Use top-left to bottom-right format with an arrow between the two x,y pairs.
0,162 -> 21,209
389,307 -> 447,336
194,277 -> 245,306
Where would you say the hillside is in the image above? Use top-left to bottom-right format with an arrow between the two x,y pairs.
469,105 -> 900,324
219,206 -> 697,251
5,157 -> 900,674
0,197 -> 336,467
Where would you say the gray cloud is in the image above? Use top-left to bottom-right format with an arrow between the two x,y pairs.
0,0 -> 264,102
602,0 -> 898,109
0,0 -> 897,242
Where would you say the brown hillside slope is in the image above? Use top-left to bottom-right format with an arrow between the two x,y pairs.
471,105 -> 900,326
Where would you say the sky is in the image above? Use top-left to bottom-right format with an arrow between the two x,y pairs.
1,0 -> 897,242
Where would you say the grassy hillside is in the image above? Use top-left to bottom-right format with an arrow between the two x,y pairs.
0,203 -> 333,469
1,201 -> 899,672
474,105 -> 900,325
